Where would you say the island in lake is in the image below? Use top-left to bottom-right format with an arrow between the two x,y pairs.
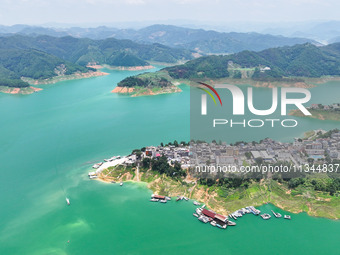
290,103 -> 340,121
116,42 -> 340,96
112,72 -> 182,96
88,129 -> 340,220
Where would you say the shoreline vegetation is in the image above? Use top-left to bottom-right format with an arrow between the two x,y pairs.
98,171 -> 340,220
112,71 -> 183,97
96,163 -> 340,220
0,70 -> 108,95
111,85 -> 182,97
93,132 -> 340,220
0,85 -> 42,95
87,64 -> 155,71
22,70 -> 109,86
290,103 -> 340,121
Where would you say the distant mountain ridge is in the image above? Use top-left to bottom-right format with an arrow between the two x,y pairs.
113,24 -> 320,53
0,24 -> 319,54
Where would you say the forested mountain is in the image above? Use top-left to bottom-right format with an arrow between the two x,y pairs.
0,35 -> 194,66
0,34 -> 194,87
165,43 -> 340,79
0,24 -> 318,54
118,42 -> 340,87
0,48 -> 89,88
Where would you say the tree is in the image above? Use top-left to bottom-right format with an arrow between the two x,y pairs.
245,152 -> 252,159
142,157 -> 151,169
255,157 -> 263,165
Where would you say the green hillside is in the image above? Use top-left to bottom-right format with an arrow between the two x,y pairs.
0,34 -> 194,88
165,43 -> 340,80
118,42 -> 340,88
0,35 -> 194,66
0,48 -> 88,88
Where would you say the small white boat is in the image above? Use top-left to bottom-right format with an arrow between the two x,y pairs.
165,196 -> 171,201
284,215 -> 291,220
183,197 -> 189,201
228,221 -> 236,226
120,182 -> 123,186
92,162 -> 103,169
210,221 -> 217,227
160,199 -> 167,203
66,197 -> 70,205
216,223 -> 227,229
196,208 -> 203,214
193,213 -> 199,217
150,198 -> 159,202
261,213 -> 271,220
271,210 -> 282,218
198,216 -> 209,223
193,201 -> 200,206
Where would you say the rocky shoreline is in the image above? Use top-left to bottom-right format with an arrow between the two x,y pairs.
0,86 -> 42,95
25,70 -> 108,85
103,65 -> 154,71
111,85 -> 182,97
97,169 -> 339,220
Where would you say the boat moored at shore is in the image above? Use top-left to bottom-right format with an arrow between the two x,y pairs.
227,221 -> 236,226
210,221 -> 217,226
247,206 -> 261,215
261,213 -> 271,220
271,210 -> 282,218
284,215 -> 291,220
92,162 -> 103,169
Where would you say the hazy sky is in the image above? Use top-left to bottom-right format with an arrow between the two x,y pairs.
0,0 -> 339,26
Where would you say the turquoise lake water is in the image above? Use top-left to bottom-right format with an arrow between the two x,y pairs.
0,67 -> 339,254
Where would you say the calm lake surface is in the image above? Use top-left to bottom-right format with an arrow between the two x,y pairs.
0,67 -> 339,254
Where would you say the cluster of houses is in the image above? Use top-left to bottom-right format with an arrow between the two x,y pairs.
189,130 -> 340,169
309,103 -> 340,110
143,145 -> 191,168
115,131 -> 340,174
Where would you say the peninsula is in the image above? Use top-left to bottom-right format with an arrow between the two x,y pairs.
112,71 -> 182,96
290,103 -> 340,121
90,130 -> 340,219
